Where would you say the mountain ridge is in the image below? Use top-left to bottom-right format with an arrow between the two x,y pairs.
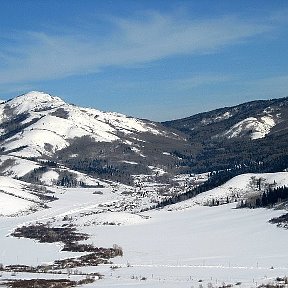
1,91 -> 288,196
163,95 -> 288,138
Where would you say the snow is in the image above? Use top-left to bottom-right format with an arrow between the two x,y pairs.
121,160 -> 138,165
83,204 -> 288,288
74,212 -> 147,227
214,111 -> 232,121
0,89 -> 288,287
131,147 -> 146,157
169,172 -> 288,210
0,91 -> 166,158
5,91 -> 64,114
1,172 -> 288,287
79,107 -> 161,135
0,176 -> 39,202
40,170 -> 59,186
172,173 -> 209,190
0,192 -> 35,216
68,169 -> 109,187
148,166 -> 166,176
201,112 -> 233,125
221,115 -> 276,140
0,176 -> 41,216
0,155 -> 40,178
5,128 -> 69,157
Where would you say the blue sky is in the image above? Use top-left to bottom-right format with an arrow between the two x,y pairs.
0,0 -> 288,121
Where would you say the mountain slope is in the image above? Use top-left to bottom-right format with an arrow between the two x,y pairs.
0,176 -> 52,216
1,91 -> 171,158
0,91 -> 194,198
164,97 -> 288,140
163,96 -> 288,173
167,172 -> 288,210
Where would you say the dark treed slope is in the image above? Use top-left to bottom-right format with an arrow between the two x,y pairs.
163,96 -> 288,174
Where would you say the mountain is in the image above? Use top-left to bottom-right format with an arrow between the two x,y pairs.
163,96 -> 288,173
0,91 -> 196,216
0,91 -> 179,158
0,91 -> 191,185
164,97 -> 288,140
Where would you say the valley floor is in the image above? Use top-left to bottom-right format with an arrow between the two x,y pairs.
1,186 -> 288,288
86,205 -> 288,287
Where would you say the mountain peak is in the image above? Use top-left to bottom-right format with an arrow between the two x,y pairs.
18,91 -> 64,103
7,91 -> 65,113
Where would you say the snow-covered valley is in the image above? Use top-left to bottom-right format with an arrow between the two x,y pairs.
92,205 -> 288,288
1,172 -> 288,288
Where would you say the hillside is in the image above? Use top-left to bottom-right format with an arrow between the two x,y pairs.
163,96 -> 288,173
0,91 -> 192,186
0,91 -> 197,216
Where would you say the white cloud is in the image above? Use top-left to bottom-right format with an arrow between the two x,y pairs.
0,12 -> 272,85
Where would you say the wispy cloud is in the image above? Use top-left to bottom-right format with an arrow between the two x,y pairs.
0,12 -> 273,85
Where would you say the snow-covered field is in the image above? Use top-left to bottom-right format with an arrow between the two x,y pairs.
83,205 -> 288,288
169,172 -> 288,210
1,172 -> 288,287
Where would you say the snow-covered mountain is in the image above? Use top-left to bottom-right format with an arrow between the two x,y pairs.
0,91 -> 191,186
164,97 -> 288,140
163,96 -> 288,173
0,91 -> 172,158
0,91 -> 191,216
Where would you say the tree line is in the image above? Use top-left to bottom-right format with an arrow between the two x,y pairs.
154,157 -> 288,209
240,185 -> 288,208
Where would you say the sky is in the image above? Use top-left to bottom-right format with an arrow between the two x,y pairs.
0,0 -> 288,121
